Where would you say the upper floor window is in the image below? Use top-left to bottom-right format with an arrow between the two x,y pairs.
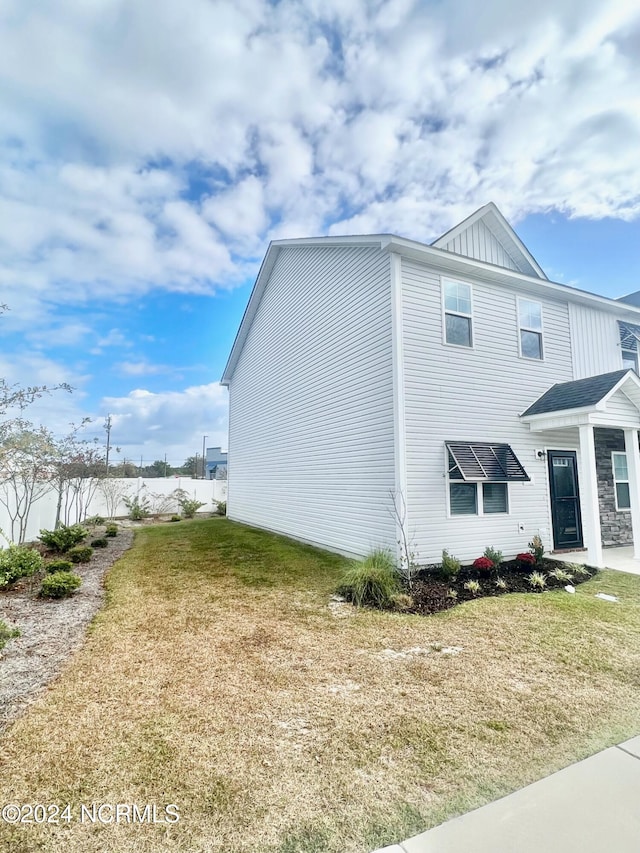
612,452 -> 631,510
619,322 -> 640,373
443,280 -> 473,347
518,298 -> 543,360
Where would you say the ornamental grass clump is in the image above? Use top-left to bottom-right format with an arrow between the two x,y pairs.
463,579 -> 481,596
337,549 -> 402,608
528,571 -> 547,590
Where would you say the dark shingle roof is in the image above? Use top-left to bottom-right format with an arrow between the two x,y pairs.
521,370 -> 630,417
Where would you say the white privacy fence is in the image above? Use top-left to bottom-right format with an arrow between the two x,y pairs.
0,477 -> 227,546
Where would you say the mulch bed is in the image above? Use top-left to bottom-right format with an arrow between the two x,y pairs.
408,557 -> 599,615
0,526 -> 134,734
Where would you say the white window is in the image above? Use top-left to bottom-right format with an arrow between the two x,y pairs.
612,452 -> 631,510
622,349 -> 638,373
518,298 -> 543,360
448,482 -> 509,516
443,279 -> 473,347
619,322 -> 640,372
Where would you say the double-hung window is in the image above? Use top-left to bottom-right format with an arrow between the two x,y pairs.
518,298 -> 543,360
443,280 -> 473,347
619,322 -> 640,372
446,442 -> 530,516
612,452 -> 631,510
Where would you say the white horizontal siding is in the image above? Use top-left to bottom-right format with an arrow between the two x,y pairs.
443,219 -> 520,272
228,245 -> 396,557
400,258 -> 575,562
568,303 -> 621,378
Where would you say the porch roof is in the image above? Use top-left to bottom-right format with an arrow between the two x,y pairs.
520,369 -> 640,432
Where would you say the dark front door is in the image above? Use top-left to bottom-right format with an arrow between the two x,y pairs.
548,450 -> 583,550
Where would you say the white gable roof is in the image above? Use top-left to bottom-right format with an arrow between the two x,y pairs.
431,202 -> 547,280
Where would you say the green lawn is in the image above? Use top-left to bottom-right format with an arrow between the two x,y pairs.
1,518 -> 640,852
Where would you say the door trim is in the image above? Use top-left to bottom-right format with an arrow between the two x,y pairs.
547,449 -> 584,550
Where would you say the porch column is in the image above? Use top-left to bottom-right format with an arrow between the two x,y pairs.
578,424 -> 603,567
623,428 -> 640,560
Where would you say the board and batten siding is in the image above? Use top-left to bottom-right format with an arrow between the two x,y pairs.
440,219 -> 521,272
400,258 -> 575,563
227,245 -> 396,557
568,303 -> 622,379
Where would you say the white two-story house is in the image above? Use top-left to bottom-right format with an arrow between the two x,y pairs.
221,203 -> 640,569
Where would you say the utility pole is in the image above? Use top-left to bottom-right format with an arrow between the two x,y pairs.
202,435 -> 208,479
164,453 -> 168,478
104,414 -> 112,474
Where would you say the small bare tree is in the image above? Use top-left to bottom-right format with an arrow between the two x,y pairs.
389,489 -> 419,590
98,478 -> 133,520
0,421 -> 56,544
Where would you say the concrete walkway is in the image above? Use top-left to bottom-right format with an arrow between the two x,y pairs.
555,545 -> 640,575
372,737 -> 640,853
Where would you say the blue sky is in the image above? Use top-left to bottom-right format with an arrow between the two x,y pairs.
1,0 -> 639,464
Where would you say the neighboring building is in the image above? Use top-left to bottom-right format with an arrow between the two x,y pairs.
221,202 -> 640,568
205,446 -> 227,480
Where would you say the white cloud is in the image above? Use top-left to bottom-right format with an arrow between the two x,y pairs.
1,0 -> 640,457
0,0 -> 638,317
102,382 -> 228,464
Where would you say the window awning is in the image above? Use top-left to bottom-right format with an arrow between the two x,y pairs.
447,442 -> 530,482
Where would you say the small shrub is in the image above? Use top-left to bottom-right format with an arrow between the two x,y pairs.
38,524 -> 88,553
463,579 -> 481,596
46,559 -> 74,574
516,552 -> 536,570
123,495 -> 151,520
473,556 -> 494,573
391,592 -> 414,611
527,571 -> 547,590
337,549 -> 401,608
483,546 -> 503,566
90,538 -> 108,548
68,546 -> 93,564
548,567 -> 573,583
84,515 -> 105,526
0,619 -> 21,652
40,571 -> 82,599
567,563 -> 591,578
178,497 -> 206,518
495,577 -> 508,590
529,534 -> 545,564
0,546 -> 43,588
170,515 -> 181,522
105,524 -> 118,537
215,500 -> 227,516
440,549 -> 461,580
447,588 -> 458,600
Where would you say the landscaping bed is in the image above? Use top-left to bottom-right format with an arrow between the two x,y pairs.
0,525 -> 134,733
410,557 -> 598,614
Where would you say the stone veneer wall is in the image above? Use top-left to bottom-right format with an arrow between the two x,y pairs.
595,428 -> 633,546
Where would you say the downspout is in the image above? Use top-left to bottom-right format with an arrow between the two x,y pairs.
390,251 -> 408,568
